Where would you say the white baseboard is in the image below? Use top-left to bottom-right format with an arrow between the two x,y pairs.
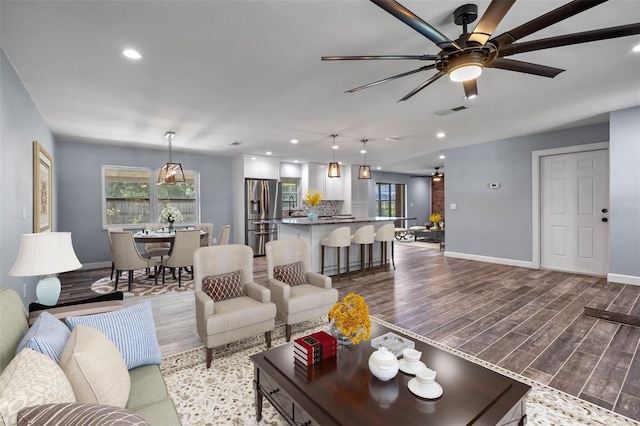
81,261 -> 111,270
607,273 -> 640,286
444,251 -> 535,269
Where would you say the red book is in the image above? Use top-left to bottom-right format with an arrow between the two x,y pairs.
310,331 -> 337,351
294,346 -> 336,365
293,335 -> 322,355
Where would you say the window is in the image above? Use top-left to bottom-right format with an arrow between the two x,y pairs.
102,166 -> 200,228
376,183 -> 406,226
281,178 -> 298,210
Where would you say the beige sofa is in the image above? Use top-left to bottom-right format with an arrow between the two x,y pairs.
0,288 -> 180,426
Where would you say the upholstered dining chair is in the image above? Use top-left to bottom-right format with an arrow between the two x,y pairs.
195,222 -> 214,246
141,223 -> 171,263
106,226 -> 123,280
216,225 -> 231,245
351,225 -> 375,277
161,229 -> 201,286
265,239 -> 339,342
193,244 -> 276,368
110,231 -> 158,291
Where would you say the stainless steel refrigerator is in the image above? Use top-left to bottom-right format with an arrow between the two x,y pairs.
245,179 -> 281,256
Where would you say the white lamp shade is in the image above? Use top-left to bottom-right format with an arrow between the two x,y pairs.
9,232 -> 82,277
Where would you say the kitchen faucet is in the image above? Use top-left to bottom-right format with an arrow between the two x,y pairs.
288,195 -> 294,215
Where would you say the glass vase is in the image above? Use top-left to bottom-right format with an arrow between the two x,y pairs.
308,207 -> 318,222
168,221 -> 174,232
330,321 -> 353,345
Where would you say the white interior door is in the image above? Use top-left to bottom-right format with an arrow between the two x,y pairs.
541,149 -> 609,275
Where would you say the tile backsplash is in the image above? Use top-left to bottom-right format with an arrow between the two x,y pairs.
289,200 -> 339,217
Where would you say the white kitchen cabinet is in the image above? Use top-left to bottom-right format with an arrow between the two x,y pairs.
302,163 -> 349,200
243,154 -> 279,180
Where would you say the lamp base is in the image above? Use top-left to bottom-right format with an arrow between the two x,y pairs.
36,276 -> 61,306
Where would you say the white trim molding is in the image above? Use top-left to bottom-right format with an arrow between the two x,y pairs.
608,273 -> 640,286
444,251 -> 534,269
531,142 -> 610,270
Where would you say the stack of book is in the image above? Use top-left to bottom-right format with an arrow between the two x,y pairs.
293,330 -> 337,366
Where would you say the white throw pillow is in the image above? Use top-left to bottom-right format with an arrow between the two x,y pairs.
59,325 -> 131,408
0,348 -> 75,426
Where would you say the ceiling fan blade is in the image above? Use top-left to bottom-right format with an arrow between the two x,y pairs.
346,65 -> 436,93
491,0 -> 608,48
322,54 -> 438,61
397,71 -> 446,102
498,23 -> 640,57
463,79 -> 478,99
487,58 -> 565,78
371,0 -> 460,50
468,0 -> 516,46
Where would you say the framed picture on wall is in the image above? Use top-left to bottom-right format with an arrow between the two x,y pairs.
33,140 -> 53,233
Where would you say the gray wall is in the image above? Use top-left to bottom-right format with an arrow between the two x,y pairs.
57,140 -> 234,266
445,123 -> 609,262
1,48 -> 57,304
609,106 -> 640,278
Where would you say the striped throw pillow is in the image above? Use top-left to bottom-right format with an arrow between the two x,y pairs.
202,270 -> 243,302
17,403 -> 150,426
273,261 -> 306,286
65,301 -> 161,370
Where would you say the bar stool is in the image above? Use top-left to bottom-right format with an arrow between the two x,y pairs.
320,226 -> 351,282
375,223 -> 396,271
351,225 -> 375,277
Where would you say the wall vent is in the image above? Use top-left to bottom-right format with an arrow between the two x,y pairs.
385,136 -> 403,141
230,141 -> 242,146
434,105 -> 469,116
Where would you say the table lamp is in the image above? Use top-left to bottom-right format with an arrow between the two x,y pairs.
9,232 -> 82,306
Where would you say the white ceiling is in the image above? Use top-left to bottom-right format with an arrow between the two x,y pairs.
2,0 -> 639,175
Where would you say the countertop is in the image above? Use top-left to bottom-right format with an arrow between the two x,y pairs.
262,216 -> 415,226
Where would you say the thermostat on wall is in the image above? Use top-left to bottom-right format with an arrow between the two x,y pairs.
489,183 -> 500,189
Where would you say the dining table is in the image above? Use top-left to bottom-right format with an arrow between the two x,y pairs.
133,229 -> 208,247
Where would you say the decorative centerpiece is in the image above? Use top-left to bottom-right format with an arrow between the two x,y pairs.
302,190 -> 323,222
328,293 -> 371,345
159,205 -> 183,232
429,213 -> 442,229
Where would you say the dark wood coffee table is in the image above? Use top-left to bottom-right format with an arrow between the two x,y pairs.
251,322 -> 530,425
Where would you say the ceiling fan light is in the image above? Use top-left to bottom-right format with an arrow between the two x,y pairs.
449,64 -> 482,82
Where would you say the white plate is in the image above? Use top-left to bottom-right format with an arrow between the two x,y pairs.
408,379 -> 443,399
398,359 -> 426,376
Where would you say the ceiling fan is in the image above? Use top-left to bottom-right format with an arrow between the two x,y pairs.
322,0 -> 640,101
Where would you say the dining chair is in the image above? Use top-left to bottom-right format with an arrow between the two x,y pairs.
216,225 -> 231,245
106,226 -> 123,280
110,231 -> 158,291
161,229 -> 201,286
351,225 -> 375,277
195,223 -> 214,246
266,239 -> 339,342
193,244 -> 276,368
374,223 -> 396,271
141,223 -> 171,262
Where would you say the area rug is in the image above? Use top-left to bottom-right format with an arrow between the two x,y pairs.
395,239 -> 441,250
91,269 -> 194,296
160,317 -> 638,426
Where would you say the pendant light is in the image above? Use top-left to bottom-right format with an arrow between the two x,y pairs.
328,134 -> 341,178
358,139 -> 371,180
157,131 -> 185,185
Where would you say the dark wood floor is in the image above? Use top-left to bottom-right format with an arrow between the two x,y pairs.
59,242 -> 640,422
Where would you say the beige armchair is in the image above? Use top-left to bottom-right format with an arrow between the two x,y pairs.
265,239 -> 339,342
111,231 -> 158,291
161,229 -> 201,286
193,244 -> 276,368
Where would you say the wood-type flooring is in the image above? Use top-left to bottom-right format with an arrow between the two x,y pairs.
59,242 -> 640,423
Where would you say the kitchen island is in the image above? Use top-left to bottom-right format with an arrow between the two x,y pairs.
264,217 -> 413,275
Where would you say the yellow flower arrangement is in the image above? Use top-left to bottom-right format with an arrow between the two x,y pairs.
302,190 -> 323,207
328,293 -> 371,345
429,213 -> 442,224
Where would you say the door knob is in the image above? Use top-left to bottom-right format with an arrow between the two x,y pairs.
601,208 -> 608,213
602,218 -> 608,222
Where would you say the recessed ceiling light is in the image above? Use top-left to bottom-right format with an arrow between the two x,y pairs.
332,145 -> 338,150
266,151 -> 272,155
293,160 -> 299,163
251,157 -> 257,160
376,167 -> 381,170
122,49 -> 141,59
291,139 -> 298,144
436,132 -> 445,138
385,136 -> 402,141
360,149 -> 367,154
633,43 -> 640,53
439,155 -> 445,159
